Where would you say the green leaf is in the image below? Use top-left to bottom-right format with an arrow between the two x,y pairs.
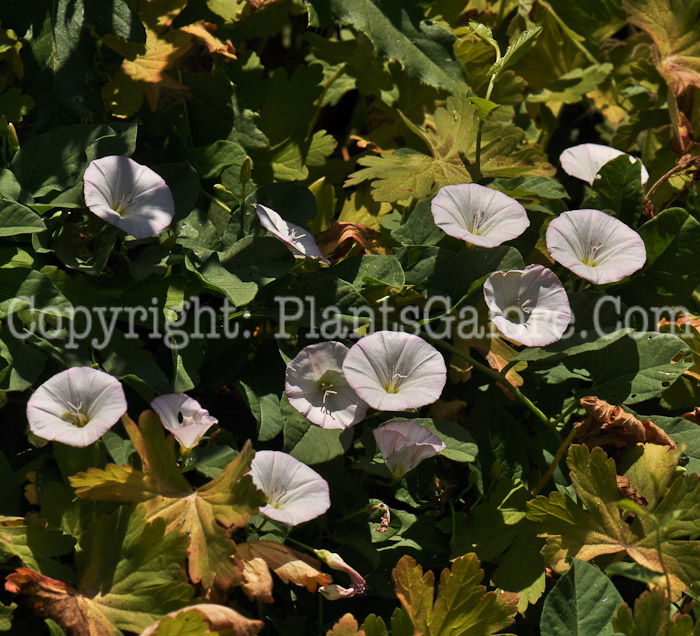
391,196 -> 444,246
186,253 -> 259,307
526,63 -> 613,104
468,96 -> 499,120
84,0 -> 146,41
490,176 -> 570,201
540,559 -> 623,636
467,21 -> 498,50
333,254 -> 406,290
611,589 -> 677,636
0,601 -> 15,632
0,81 -> 34,123
70,412 -> 266,591
527,444 -> 700,598
0,268 -> 73,320
623,207 -> 700,306
315,0 -> 459,91
362,614 -> 389,636
0,515 -> 76,581
0,199 -> 46,236
190,140 -> 248,181
493,27 -> 543,76
393,553 -> 519,635
583,153 -> 644,225
347,94 -> 553,203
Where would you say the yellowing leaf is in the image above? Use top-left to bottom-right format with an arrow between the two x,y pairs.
346,93 -> 553,203
235,541 -> 331,603
623,0 -> 700,97
6,508 -> 193,635
70,412 -> 265,591
326,614 -> 365,636
141,604 -> 264,636
527,444 -> 700,599
392,554 -> 518,635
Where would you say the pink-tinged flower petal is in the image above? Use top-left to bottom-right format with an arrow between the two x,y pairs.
151,394 -> 218,450
484,265 -> 571,347
373,420 -> 445,479
431,183 -> 530,247
315,550 -> 367,596
249,450 -> 330,526
285,342 -> 368,430
83,156 -> 175,239
26,367 -> 127,447
255,204 -> 329,264
342,331 -> 447,411
546,209 -> 646,284
318,584 -> 357,600
559,143 -> 649,185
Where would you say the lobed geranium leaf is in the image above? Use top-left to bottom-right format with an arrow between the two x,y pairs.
327,614 -> 365,636
393,553 -> 518,635
6,508 -> 193,634
70,412 -> 266,590
527,444 -> 700,598
140,604 -> 264,636
346,93 -> 553,203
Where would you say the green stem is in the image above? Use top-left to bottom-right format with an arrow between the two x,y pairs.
532,425 -> 577,496
474,58 -> 499,182
426,336 -> 557,436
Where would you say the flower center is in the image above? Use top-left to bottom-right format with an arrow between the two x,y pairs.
111,193 -> 134,216
469,209 -> 487,235
61,400 -> 89,428
384,365 -> 407,394
583,241 -> 603,266
504,297 -> 532,325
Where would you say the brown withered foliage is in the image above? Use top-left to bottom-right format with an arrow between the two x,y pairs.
575,397 -> 676,458
315,221 -> 384,262
616,474 -> 648,508
683,407 -> 700,424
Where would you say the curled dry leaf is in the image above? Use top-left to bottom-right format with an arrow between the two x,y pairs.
5,568 -> 113,636
235,541 -> 331,603
179,21 -> 237,59
140,604 -> 263,636
683,407 -> 700,424
575,397 -> 676,454
616,474 -> 648,507
315,221 -> 384,261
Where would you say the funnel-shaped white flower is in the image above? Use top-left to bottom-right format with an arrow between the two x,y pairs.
151,393 -> 218,450
484,265 -> 571,347
255,204 -> 329,264
431,183 -> 530,247
285,342 -> 368,430
342,331 -> 446,411
546,209 -> 646,284
83,156 -> 175,239
315,550 -> 367,599
26,367 -> 127,447
249,450 -> 330,526
373,420 -> 445,479
559,143 -> 649,185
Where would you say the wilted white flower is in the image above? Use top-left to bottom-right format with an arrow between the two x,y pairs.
342,331 -> 447,411
151,393 -> 218,450
483,265 -> 571,347
83,156 -> 175,239
431,183 -> 530,247
26,367 -> 127,447
249,450 -> 330,526
254,204 -> 329,263
315,549 -> 367,600
546,209 -> 646,284
373,420 -> 445,479
285,342 -> 368,430
559,143 -> 649,185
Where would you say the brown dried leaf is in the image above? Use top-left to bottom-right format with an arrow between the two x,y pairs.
235,541 -> 331,603
140,604 -> 263,636
575,397 -> 676,453
5,569 -> 113,636
179,21 -> 236,59
683,407 -> 700,424
616,475 -> 648,507
315,221 -> 384,261
326,614 -> 365,636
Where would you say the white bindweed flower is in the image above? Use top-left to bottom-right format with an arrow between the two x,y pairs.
342,331 -> 447,411
249,450 -> 330,526
559,143 -> 649,185
285,342 -> 368,430
373,420 -> 445,479
546,209 -> 646,284
83,156 -> 175,239
315,549 -> 367,600
254,204 -> 329,264
484,265 -> 571,347
431,183 -> 530,247
26,367 -> 127,447
150,393 -> 218,450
